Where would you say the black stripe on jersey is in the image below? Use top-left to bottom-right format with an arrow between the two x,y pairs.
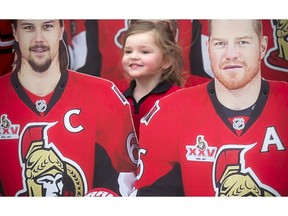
0,179 -> 5,196
137,163 -> 184,196
0,48 -> 13,54
0,32 -> 14,40
93,143 -> 120,195
75,20 -> 102,77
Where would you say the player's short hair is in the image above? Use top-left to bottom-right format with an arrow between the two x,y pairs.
208,19 -> 263,39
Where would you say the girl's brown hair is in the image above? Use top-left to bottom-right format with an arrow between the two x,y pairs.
122,20 -> 185,87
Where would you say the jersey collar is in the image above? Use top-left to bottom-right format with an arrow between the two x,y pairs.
207,78 -> 269,136
11,70 -> 68,117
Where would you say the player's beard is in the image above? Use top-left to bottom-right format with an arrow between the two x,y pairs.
28,45 -> 52,73
215,60 -> 250,90
28,58 -> 52,73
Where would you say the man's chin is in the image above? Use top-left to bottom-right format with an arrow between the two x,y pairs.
29,60 -> 52,73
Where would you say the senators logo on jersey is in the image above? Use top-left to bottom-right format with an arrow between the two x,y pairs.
16,122 -> 87,196
213,144 -> 280,196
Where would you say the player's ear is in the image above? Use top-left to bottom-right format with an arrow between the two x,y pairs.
60,26 -> 64,41
206,38 -> 210,55
260,36 -> 268,59
59,20 -> 65,41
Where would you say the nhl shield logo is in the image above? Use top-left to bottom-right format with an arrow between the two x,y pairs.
35,99 -> 47,113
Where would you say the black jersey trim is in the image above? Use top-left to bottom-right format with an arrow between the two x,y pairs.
93,144 -> 120,195
137,163 -> 184,196
123,79 -> 173,114
11,70 -> 68,117
207,78 -> 269,136
0,48 -> 13,54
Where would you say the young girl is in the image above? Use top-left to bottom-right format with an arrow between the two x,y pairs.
121,20 -> 185,138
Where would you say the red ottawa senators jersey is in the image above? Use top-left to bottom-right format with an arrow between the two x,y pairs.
134,79 -> 288,196
123,80 -> 182,139
0,70 -> 138,196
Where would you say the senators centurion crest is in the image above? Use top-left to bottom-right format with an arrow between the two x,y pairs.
212,144 -> 280,197
16,122 -> 87,196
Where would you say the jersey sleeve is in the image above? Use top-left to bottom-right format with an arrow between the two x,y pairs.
96,82 -> 138,173
135,97 -> 184,196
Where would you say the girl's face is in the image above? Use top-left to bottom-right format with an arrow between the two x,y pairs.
122,30 -> 166,80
